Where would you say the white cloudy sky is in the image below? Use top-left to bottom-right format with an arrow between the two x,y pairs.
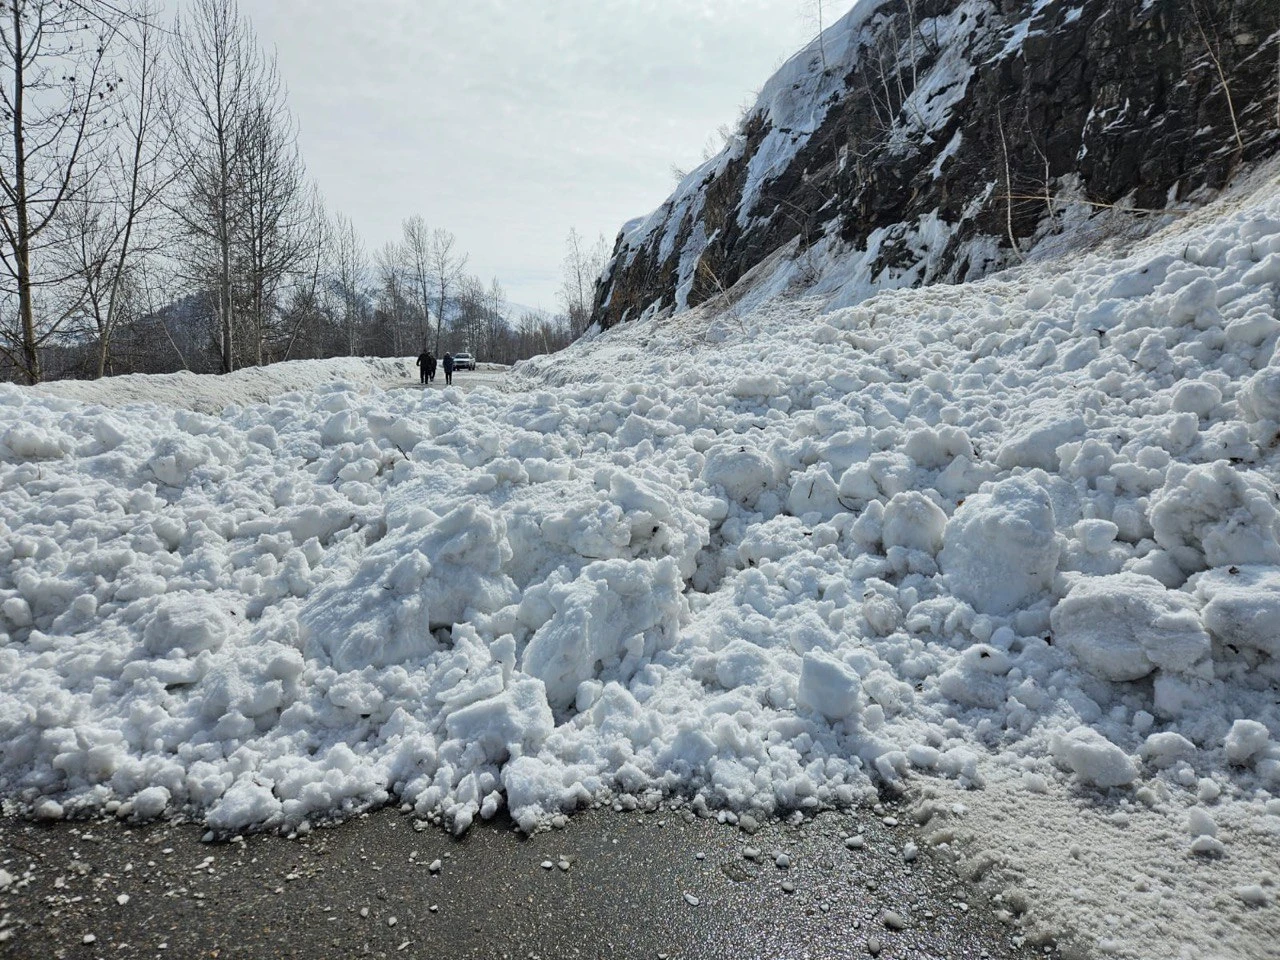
232,1 -> 838,310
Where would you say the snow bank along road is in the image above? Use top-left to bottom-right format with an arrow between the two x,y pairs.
3,168 -> 1280,957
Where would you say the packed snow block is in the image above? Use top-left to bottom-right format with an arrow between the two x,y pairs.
1148,461 -> 1280,575
994,413 -> 1085,472
939,478 -> 1060,615
702,444 -> 780,507
730,374 -> 784,399
1239,362 -> 1280,444
443,675 -> 555,763
797,650 -> 861,722
148,433 -> 214,486
206,778 -> 282,832
130,785 -> 171,819
787,466 -> 843,521
1051,727 -> 1138,788
1193,565 -> 1280,658
903,425 -> 974,470
142,594 -> 233,656
837,452 -> 915,506
519,557 -> 683,711
1139,731 -> 1197,769
1171,380 -> 1222,419
301,504 -> 517,672
882,491 -> 947,555
1224,719 -> 1272,766
1050,573 -> 1211,682
936,643 -> 1012,709
1,421 -> 69,460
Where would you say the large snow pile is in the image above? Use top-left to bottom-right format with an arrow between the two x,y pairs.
32,357 -> 417,413
5,165 -> 1280,957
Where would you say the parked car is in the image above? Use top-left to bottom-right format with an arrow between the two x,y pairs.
452,352 -> 477,371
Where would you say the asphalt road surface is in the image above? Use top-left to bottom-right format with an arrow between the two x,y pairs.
0,802 -> 1045,960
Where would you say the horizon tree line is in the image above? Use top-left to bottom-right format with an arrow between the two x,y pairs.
0,0 -> 605,385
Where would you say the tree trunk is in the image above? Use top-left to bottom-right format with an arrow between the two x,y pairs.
11,7 -> 39,384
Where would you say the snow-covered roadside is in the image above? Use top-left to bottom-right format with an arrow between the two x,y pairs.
4,167 -> 1280,957
31,357 -> 419,414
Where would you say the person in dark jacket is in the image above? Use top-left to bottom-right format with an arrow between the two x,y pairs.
426,353 -> 437,382
415,350 -> 431,385
442,352 -> 455,386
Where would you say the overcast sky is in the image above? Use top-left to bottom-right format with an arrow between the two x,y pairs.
230,1 -> 835,311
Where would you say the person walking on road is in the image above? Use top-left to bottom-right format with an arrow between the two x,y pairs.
415,349 -> 431,385
442,352 -> 455,386
427,353 -> 437,382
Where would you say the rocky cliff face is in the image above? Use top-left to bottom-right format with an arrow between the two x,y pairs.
593,0 -> 1280,328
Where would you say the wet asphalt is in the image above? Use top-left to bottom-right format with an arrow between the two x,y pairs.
0,802 -> 1044,960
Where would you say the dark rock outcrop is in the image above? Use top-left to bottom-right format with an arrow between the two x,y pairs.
594,0 -> 1280,328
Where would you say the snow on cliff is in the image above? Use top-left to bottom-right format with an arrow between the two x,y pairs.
4,166 -> 1280,959
596,0 -> 1280,329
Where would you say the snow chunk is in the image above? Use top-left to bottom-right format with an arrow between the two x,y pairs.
1239,361 -> 1280,443
520,558 -> 684,711
131,786 -> 171,819
143,595 -> 234,657
1149,462 -> 1280,575
302,504 -> 516,672
995,414 -> 1085,472
1052,728 -> 1138,788
797,650 -> 861,721
1140,732 -> 1197,769
939,478 -> 1060,615
702,445 -> 780,507
1171,380 -> 1221,418
882,492 -> 947,555
1224,720 -> 1271,766
443,676 -> 555,761
1050,574 -> 1210,681
1194,565 -> 1280,658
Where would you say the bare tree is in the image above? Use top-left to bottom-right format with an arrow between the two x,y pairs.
427,226 -> 466,354
169,0 -> 268,373
400,214 -> 433,348
0,0 -> 128,383
483,275 -> 505,360
237,77 -> 309,366
59,2 -> 173,378
279,183 -> 329,361
374,239 -> 408,355
558,228 -> 608,338
331,211 -> 366,356
802,0 -> 827,72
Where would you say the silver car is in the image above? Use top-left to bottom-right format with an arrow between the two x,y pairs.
452,352 -> 477,371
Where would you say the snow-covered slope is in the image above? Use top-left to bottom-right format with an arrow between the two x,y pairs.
4,154 -> 1280,956
595,0 -> 1280,328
